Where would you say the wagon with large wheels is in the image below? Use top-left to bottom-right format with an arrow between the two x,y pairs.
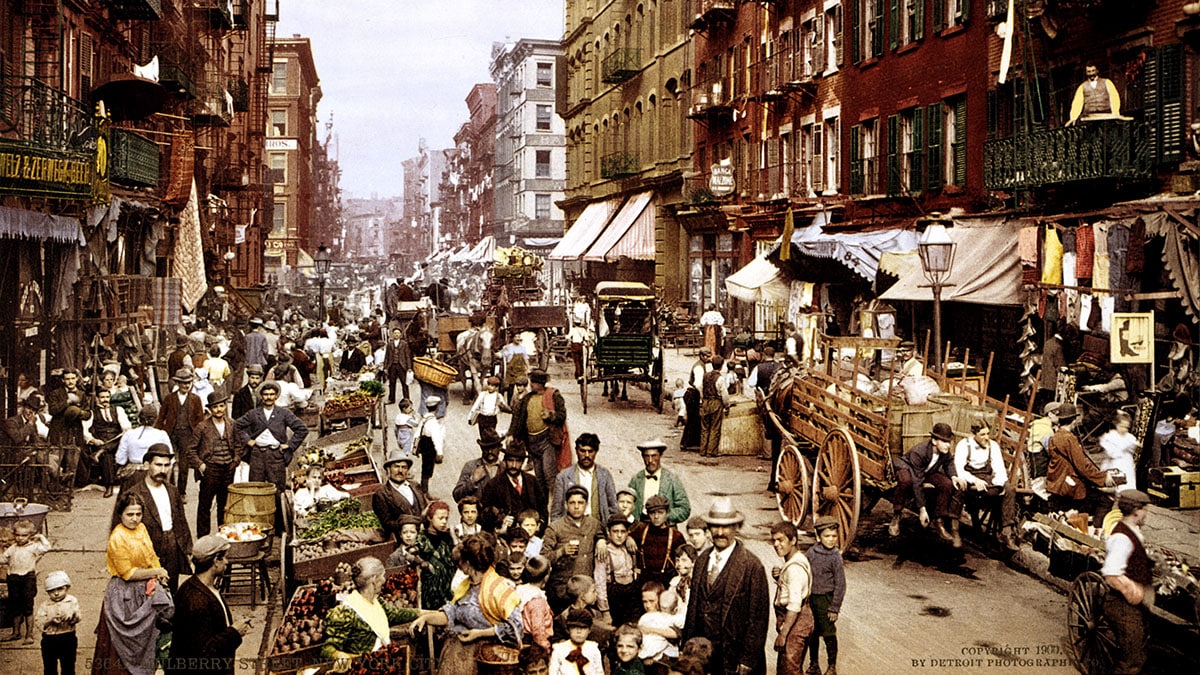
579,281 -> 663,414
763,336 -> 1035,551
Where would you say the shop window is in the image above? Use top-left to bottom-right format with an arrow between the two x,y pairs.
535,194 -> 551,220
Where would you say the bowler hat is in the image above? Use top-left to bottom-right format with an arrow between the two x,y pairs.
503,443 -> 528,459
477,436 -> 504,450
529,369 -> 549,385
701,496 -> 744,526
207,391 -> 230,407
930,422 -> 955,442
1056,403 -> 1078,420
172,367 -> 195,383
144,443 -> 174,459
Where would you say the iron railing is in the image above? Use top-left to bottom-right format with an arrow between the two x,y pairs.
984,119 -> 1152,190
0,75 -> 94,152
687,79 -> 732,120
194,0 -> 234,30
108,0 -> 163,20
109,128 -> 160,187
601,49 -> 641,84
690,0 -> 738,30
600,151 -> 639,179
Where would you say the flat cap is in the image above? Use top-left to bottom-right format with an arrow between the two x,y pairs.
192,534 -> 231,562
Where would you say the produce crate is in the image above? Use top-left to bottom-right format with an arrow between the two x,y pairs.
291,539 -> 397,583
267,583 -> 334,674
1148,466 -> 1200,509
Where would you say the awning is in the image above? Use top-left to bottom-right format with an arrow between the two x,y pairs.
466,236 -> 495,263
522,237 -> 560,249
726,255 -> 790,304
770,210 -> 919,281
880,218 -> 1025,306
0,205 -> 84,244
448,243 -> 472,262
548,199 -> 618,260
583,191 -> 654,262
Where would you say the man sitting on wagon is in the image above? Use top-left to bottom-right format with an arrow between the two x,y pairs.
953,419 -> 1020,550
888,422 -> 967,548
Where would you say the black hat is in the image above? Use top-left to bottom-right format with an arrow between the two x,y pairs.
207,392 -> 230,407
1056,403 -> 1078,421
930,422 -> 955,442
503,444 -> 528,459
565,607 -> 593,629
477,436 -> 504,450
144,443 -> 174,460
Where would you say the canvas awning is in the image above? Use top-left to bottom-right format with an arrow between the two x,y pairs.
880,218 -> 1025,306
583,191 -> 654,262
726,255 -> 790,304
548,199 -> 618,260
770,210 -> 919,281
466,236 -> 495,262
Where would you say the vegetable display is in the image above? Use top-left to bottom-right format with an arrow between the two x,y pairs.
293,538 -> 374,563
298,499 -> 381,540
270,579 -> 337,655
358,379 -> 385,397
343,640 -> 410,674
322,390 -> 377,415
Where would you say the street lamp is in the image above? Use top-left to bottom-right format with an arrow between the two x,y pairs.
918,215 -> 956,371
223,250 -> 236,287
314,244 -> 332,322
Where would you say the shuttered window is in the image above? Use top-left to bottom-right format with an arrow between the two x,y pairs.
927,102 -> 944,191
1145,43 -> 1186,165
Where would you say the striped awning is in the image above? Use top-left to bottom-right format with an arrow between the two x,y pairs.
547,199 -> 618,260
583,191 -> 654,262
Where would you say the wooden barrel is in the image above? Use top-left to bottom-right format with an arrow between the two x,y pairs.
718,398 -> 765,456
953,404 -> 1000,437
225,482 -> 277,534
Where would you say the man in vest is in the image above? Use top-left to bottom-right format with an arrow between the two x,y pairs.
1102,489 -> 1154,674
83,389 -> 131,497
1068,64 -> 1121,125
551,432 -> 618,524
156,368 -> 206,501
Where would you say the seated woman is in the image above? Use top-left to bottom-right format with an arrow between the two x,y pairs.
322,556 -> 423,672
410,534 -> 524,675
293,465 -> 351,520
92,492 -> 173,675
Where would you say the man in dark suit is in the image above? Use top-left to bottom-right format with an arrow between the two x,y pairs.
479,442 -> 546,533
551,432 -> 618,523
234,381 -> 308,496
232,364 -> 263,421
190,392 -> 241,537
889,421 -> 967,547
156,368 -> 206,501
3,396 -> 41,446
113,443 -> 192,593
166,336 -> 193,377
683,497 -> 770,675
452,436 -> 504,504
383,327 -> 412,404
167,535 -> 251,675
372,447 -> 429,542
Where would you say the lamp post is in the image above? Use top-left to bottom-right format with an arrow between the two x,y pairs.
918,215 -> 956,371
223,250 -> 236,287
314,244 -> 332,323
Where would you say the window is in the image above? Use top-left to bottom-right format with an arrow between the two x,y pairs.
800,18 -> 817,78
849,120 -> 878,195
537,62 -> 553,87
825,4 -> 842,71
853,0 -> 885,62
271,202 -> 286,235
535,194 -> 552,220
780,131 -> 792,195
891,0 -> 925,48
270,61 -> 287,94
801,123 -> 817,194
886,108 -> 924,195
944,96 -> 966,187
535,150 -> 551,178
536,104 -> 552,131
268,152 -> 287,184
933,0 -> 970,32
270,110 -> 287,136
823,116 -> 840,193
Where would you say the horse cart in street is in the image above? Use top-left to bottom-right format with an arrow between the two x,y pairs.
763,336 -> 1035,551
579,281 -> 664,414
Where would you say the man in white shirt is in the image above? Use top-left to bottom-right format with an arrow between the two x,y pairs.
84,389 -> 131,497
116,406 -> 173,476
954,420 -> 1020,550
114,443 -> 191,593
372,448 -> 429,542
771,521 -> 812,674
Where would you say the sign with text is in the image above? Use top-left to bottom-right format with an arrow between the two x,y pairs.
1111,312 -> 1154,364
265,138 -> 298,151
710,162 -> 735,196
0,141 -> 96,201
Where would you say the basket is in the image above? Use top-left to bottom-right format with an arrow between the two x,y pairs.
413,356 -> 457,388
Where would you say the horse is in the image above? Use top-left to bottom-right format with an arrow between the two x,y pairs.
456,320 -> 495,404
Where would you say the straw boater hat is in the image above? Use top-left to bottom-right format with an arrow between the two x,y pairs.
637,438 -> 668,453
701,496 -> 744,526
383,447 -> 414,467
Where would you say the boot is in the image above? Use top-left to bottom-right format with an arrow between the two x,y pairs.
103,485 -> 113,498
936,521 -> 954,542
949,519 -> 962,549
806,664 -> 821,675
1003,526 -> 1021,551
888,513 -> 901,537
823,667 -> 837,675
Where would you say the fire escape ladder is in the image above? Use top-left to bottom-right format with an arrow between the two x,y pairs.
23,0 -> 64,89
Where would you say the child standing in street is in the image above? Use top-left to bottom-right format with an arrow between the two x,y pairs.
468,376 -> 510,442
35,570 -> 80,675
393,398 -> 415,455
671,379 -> 687,428
806,516 -> 846,675
1,519 -> 52,643
414,396 -> 444,493
549,608 -> 604,675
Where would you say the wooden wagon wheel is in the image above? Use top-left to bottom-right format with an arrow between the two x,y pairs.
811,428 -> 862,551
774,444 -> 810,527
1067,571 -> 1118,675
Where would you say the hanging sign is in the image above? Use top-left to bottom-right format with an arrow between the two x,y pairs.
1111,312 -> 1154,364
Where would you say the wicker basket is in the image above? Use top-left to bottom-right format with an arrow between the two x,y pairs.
413,356 -> 458,387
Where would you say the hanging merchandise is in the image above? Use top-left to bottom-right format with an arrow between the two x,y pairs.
1108,223 -> 1132,312
1019,226 -> 1040,284
1075,223 -> 1095,279
1126,218 -> 1146,274
1093,221 -> 1111,290
1041,224 -> 1063,285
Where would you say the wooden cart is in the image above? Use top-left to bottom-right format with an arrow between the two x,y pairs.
765,336 -> 1035,551
318,395 -> 382,436
580,281 -> 664,414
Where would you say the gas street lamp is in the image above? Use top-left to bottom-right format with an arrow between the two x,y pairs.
918,215 -> 956,371
315,244 -> 332,322
223,250 -> 236,286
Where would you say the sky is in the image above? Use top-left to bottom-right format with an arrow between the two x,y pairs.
277,0 -> 563,199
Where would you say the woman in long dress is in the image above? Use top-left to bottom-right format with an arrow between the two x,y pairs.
410,535 -> 524,675
1098,409 -> 1140,490
91,492 -> 173,675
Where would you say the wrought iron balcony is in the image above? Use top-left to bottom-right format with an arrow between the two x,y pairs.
193,84 -> 233,126
756,51 -> 814,102
109,128 -> 160,187
690,0 -> 738,32
108,0 -> 163,20
687,80 -> 733,122
600,151 -> 639,179
601,49 -> 641,84
154,43 -> 199,98
0,75 -> 93,154
984,119 -> 1152,191
194,0 -> 234,30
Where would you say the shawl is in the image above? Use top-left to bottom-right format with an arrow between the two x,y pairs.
104,576 -> 174,675
478,568 -> 521,625
542,386 -> 573,471
342,591 -> 389,650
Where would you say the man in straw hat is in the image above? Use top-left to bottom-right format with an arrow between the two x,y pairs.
888,422 -> 968,547
683,496 -> 769,675
190,392 -> 240,537
373,446 -> 429,543
167,534 -> 252,675
156,368 -> 205,501
1045,402 -> 1115,522
629,439 -> 690,526
1101,489 -> 1154,674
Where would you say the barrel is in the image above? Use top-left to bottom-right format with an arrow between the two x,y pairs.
225,482 -> 277,534
718,398 -> 766,457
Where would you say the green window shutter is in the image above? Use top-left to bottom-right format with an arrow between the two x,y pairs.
834,5 -> 844,67
887,114 -> 900,197
912,106 -> 925,193
850,125 -> 863,194
873,0 -> 885,56
933,0 -> 946,32
954,97 -> 968,186
927,102 -> 943,191
961,0 -> 971,22
1159,43 -> 1186,164
850,0 -> 861,63
914,0 -> 925,41
889,0 -> 900,51
1144,48 -> 1160,164
986,88 -> 998,140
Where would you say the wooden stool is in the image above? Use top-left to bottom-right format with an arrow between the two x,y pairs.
220,551 -> 271,607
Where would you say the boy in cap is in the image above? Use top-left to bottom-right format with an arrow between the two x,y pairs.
35,571 -> 80,674
549,607 -> 603,675
805,517 -> 845,675
615,488 -> 638,527
169,534 -> 252,674
415,395 -> 445,493
543,484 -> 604,613
631,495 -> 683,588
1101,489 -> 1154,674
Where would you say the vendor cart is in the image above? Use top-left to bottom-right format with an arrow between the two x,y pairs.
763,336 -> 1035,551
484,247 -> 566,373
318,391 -> 383,436
579,281 -> 664,414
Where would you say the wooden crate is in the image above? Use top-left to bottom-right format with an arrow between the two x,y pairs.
291,540 -> 397,583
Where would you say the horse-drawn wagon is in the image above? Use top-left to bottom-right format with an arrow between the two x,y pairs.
579,281 -> 664,414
